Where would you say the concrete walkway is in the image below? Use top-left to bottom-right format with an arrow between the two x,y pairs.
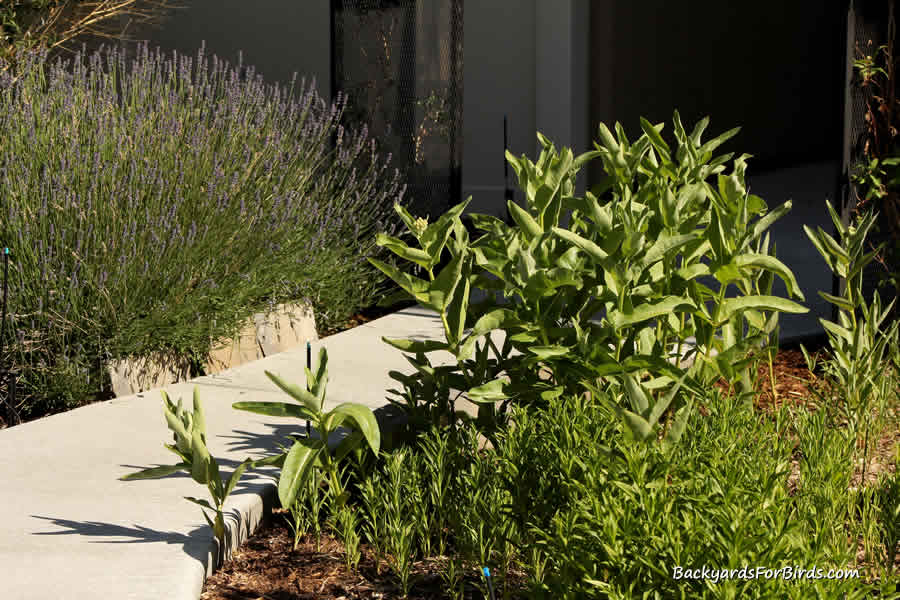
0,301 -> 797,599
0,305 -> 460,600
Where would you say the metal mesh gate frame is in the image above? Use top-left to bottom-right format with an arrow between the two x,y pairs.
331,0 -> 464,224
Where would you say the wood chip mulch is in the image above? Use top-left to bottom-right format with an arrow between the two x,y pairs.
201,509 -> 526,600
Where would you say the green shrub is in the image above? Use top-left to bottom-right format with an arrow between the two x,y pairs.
0,42 -> 407,420
352,117 -> 898,597
372,113 -> 807,445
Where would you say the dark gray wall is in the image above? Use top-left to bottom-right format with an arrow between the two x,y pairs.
589,1 -> 845,340
461,0 -> 537,218
590,2 -> 844,176
113,1 -> 331,100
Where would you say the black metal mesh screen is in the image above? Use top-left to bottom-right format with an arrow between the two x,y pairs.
846,0 -> 895,306
332,0 -> 464,222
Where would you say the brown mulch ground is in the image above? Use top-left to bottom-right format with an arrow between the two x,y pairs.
201,509 -> 526,600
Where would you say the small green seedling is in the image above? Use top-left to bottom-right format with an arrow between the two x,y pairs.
121,388 -> 253,549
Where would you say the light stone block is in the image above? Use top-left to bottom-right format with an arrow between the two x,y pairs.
106,351 -> 193,398
107,301 -> 318,397
204,302 -> 318,376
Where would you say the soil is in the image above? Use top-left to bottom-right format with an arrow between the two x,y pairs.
201,333 -> 900,600
201,509 -> 527,600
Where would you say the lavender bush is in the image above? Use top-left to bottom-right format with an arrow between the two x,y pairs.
0,42 -> 407,420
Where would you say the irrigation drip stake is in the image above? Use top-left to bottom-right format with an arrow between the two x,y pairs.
481,566 -> 497,600
306,340 -> 311,437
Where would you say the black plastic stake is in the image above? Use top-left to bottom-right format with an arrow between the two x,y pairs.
306,340 -> 311,437
0,248 -> 8,358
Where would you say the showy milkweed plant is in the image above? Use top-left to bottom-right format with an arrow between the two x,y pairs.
0,41 -> 407,420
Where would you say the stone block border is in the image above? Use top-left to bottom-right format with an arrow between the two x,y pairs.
106,302 -> 318,397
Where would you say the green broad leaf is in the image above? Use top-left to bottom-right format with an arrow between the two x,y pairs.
527,345 -> 571,360
184,496 -> 216,511
648,372 -> 689,427
697,126 -> 740,158
716,295 -> 808,324
264,370 -> 322,414
120,462 -> 190,481
533,150 -> 574,217
392,201 -> 421,236
208,460 -> 223,501
327,403 -> 381,455
309,347 -> 329,405
589,193 -> 615,232
557,245 -> 582,270
660,186 -> 678,228
640,118 -> 669,153
713,261 -> 742,286
467,212 -> 508,235
609,296 -> 695,329
374,233 -> 433,269
802,225 -> 840,275
191,388 -> 206,442
249,453 -> 286,469
573,149 -> 603,171
620,409 -> 653,442
278,440 -> 324,510
638,233 -> 697,269
509,332 -> 539,343
689,116 -> 710,145
746,194 -> 767,215
743,308 -> 765,331
224,458 -> 253,499
190,426 -> 212,485
675,263 -> 710,281
381,337 -> 449,353
819,319 -> 853,345
471,308 -> 517,337
663,399 -> 693,451
366,258 -> 431,304
162,394 -> 191,454
163,443 -> 190,463
456,334 -> 479,362
508,200 -> 543,237
467,378 -> 509,403
597,122 -> 619,152
540,386 -> 565,401
428,253 -> 463,311
622,374 -> 650,415
231,401 -> 316,422
333,491 -> 351,510
551,227 -> 609,262
813,227 -> 851,271
732,253 -> 804,300
817,291 -> 855,313
213,513 -> 226,545
445,267 -> 470,345
334,431 -> 364,463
